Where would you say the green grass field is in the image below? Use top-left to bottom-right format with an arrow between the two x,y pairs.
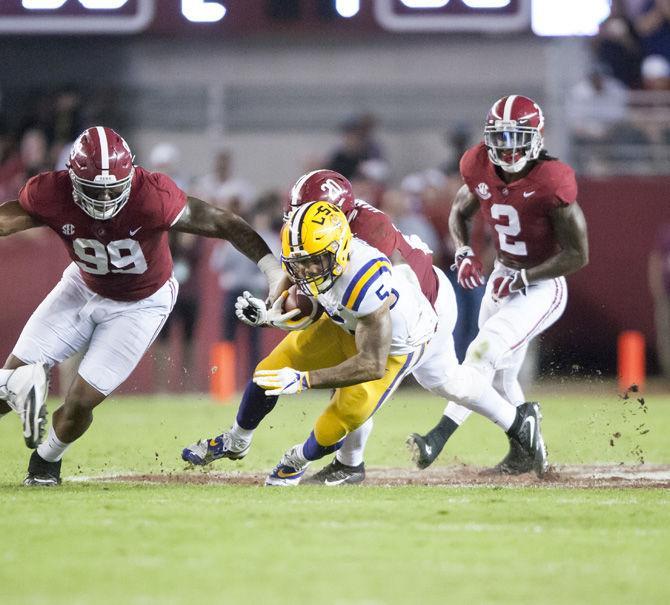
1,383 -> 669,605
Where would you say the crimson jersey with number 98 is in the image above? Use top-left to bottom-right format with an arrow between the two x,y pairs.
460,142 -> 578,269
19,167 -> 187,301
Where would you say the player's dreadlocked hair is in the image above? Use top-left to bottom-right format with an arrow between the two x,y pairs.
537,149 -> 559,162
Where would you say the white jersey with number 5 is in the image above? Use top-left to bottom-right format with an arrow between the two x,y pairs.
316,238 -> 437,355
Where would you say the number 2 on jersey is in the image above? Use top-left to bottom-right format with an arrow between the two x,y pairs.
73,238 -> 148,275
490,204 -> 528,256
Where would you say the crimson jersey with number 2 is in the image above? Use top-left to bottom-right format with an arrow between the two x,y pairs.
460,142 -> 578,268
19,167 -> 187,301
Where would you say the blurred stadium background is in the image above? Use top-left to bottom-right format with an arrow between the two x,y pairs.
1,0 -> 669,396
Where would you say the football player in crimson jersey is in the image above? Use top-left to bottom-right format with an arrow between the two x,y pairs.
407,94 -> 589,474
0,126 -> 284,486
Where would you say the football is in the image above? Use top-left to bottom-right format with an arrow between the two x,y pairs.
283,284 -> 324,323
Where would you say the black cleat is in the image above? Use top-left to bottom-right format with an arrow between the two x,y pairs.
480,436 -> 534,476
506,402 -> 548,477
406,432 -> 446,470
24,450 -> 62,487
406,415 -> 458,470
303,458 -> 365,486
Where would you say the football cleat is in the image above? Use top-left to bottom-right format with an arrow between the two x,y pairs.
181,432 -> 251,466
265,445 -> 310,487
5,363 -> 50,449
506,402 -> 548,477
480,436 -> 534,476
24,451 -> 61,487
303,458 -> 365,486
406,432 -> 446,470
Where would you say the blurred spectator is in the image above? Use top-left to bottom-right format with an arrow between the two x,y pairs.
0,128 -> 50,200
193,147 -> 256,214
635,0 -> 670,60
440,126 -> 471,176
382,188 -> 441,258
350,158 -> 390,207
567,64 -> 629,142
326,113 -> 385,180
154,232 -> 205,392
48,86 -> 83,168
641,53 -> 670,87
594,7 -> 643,88
149,142 -> 189,189
210,201 -> 281,375
649,224 -> 670,381
148,142 -> 201,391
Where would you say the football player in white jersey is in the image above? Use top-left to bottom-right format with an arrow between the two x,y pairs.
182,202 -> 548,485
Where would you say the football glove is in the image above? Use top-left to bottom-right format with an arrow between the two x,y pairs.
235,291 -> 307,330
452,246 -> 485,289
253,367 -> 311,396
491,269 -> 529,302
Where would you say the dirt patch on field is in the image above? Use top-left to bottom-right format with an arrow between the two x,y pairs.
102,464 -> 670,489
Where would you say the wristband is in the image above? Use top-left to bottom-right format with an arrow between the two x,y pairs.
257,253 -> 282,276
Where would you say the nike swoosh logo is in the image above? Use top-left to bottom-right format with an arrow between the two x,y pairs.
521,416 -> 535,448
523,191 -> 536,198
276,467 -> 302,478
324,477 -> 349,486
129,227 -> 142,236
424,444 -> 433,456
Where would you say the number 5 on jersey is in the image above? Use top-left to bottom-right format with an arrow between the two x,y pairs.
73,238 -> 148,275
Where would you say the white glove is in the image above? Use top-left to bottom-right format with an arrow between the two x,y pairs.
253,367 -> 311,396
235,291 -> 302,329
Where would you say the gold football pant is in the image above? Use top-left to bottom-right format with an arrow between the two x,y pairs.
256,316 -> 417,446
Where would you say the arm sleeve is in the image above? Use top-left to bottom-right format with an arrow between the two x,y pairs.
553,164 -> 578,207
353,211 -> 397,257
17,176 -> 41,218
152,173 -> 188,228
459,150 -> 477,195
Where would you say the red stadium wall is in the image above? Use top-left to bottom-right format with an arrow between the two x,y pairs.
0,177 -> 667,393
543,176 -> 668,373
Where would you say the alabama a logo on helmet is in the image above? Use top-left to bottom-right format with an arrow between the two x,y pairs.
321,179 -> 345,205
476,182 -> 491,200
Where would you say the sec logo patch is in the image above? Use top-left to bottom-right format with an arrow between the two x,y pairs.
476,182 -> 491,200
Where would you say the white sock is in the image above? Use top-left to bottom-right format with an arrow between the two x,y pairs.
469,382 -> 517,431
337,418 -> 373,467
230,420 -> 254,443
37,426 -> 70,462
443,402 -> 472,425
289,443 -> 309,468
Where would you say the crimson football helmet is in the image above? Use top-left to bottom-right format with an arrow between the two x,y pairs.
285,169 -> 355,219
68,126 -> 135,220
484,95 -> 545,173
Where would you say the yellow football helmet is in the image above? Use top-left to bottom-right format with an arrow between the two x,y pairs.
281,201 -> 352,296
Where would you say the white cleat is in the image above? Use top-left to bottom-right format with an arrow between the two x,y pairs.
5,364 -> 50,449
